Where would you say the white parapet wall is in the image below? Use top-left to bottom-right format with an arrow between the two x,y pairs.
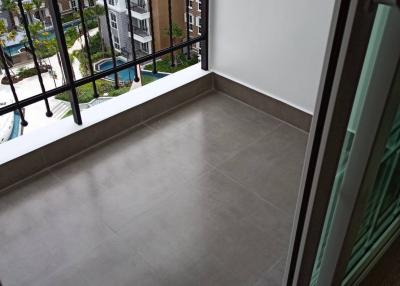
209,0 -> 337,115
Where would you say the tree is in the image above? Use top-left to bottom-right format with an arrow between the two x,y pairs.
0,19 -> 16,75
6,28 -> 16,42
1,0 -> 18,28
25,22 -> 56,66
32,0 -> 43,22
164,22 -> 184,66
22,2 -> 34,23
84,4 -> 105,51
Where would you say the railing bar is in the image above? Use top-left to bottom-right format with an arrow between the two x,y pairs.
102,0 -> 119,88
0,36 -> 205,116
185,0 -> 191,60
148,0 -> 157,74
48,0 -> 82,125
17,0 -> 53,117
200,0 -> 208,70
77,0 -> 99,98
126,0 -> 140,82
0,45 -> 28,126
168,0 -> 175,67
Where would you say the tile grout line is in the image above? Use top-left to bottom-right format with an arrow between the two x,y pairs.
144,99 -> 285,172
213,167 -> 293,217
209,121 -> 285,169
252,256 -> 286,286
216,90 -> 310,135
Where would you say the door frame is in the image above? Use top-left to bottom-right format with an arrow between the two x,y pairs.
284,0 -> 385,285
316,6 -> 400,284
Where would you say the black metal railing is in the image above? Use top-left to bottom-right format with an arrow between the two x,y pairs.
127,1 -> 148,13
128,25 -> 150,37
0,0 -> 208,126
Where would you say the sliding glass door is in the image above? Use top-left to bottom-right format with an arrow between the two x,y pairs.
286,2 -> 400,285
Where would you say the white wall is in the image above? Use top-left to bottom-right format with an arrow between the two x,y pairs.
209,0 -> 336,114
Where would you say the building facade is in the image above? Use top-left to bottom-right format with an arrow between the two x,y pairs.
98,0 -> 185,60
184,0 -> 202,54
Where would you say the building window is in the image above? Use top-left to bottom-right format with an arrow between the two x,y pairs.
113,34 -> 120,50
189,0 -> 193,9
189,14 -> 193,31
196,16 -> 201,34
110,12 -> 117,29
141,42 -> 149,53
197,0 -> 201,11
108,0 -> 117,5
139,19 -> 148,32
71,0 -> 77,9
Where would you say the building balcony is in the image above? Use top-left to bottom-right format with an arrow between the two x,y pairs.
0,0 -> 336,285
128,27 -> 152,43
126,1 -> 150,21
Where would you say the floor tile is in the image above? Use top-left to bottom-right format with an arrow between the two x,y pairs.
0,91 -> 307,286
184,254 -> 245,286
75,236 -> 161,286
147,93 -> 282,166
219,124 -> 307,215
254,258 -> 286,286
32,265 -> 90,286
209,218 -> 285,285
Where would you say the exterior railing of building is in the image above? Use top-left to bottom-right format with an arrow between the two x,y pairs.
0,0 -> 208,126
127,1 -> 148,13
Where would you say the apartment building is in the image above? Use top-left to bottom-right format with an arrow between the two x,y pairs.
1,0 -> 95,29
185,0 -> 202,54
98,0 -> 185,60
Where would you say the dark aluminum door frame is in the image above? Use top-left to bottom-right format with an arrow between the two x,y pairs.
284,0 -> 384,285
315,6 -> 400,285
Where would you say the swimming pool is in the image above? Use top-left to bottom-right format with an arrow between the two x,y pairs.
96,58 -> 169,83
4,20 -> 81,56
9,112 -> 21,140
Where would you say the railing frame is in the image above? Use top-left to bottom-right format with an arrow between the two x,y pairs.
0,0 -> 209,126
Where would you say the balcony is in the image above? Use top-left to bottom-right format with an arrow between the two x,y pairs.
0,78 -> 307,285
128,26 -> 152,43
127,1 -> 150,21
131,2 -> 148,14
0,0 -> 331,285
132,26 -> 149,37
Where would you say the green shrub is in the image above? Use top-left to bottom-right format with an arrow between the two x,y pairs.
86,19 -> 98,29
65,27 -> 80,48
144,53 -> 199,73
17,66 -> 48,78
61,12 -> 80,24
89,32 -> 102,54
55,80 -> 131,103
141,74 -> 156,86
17,67 -> 37,78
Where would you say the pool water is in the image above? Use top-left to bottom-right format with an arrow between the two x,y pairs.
4,20 -> 81,56
10,112 -> 21,140
98,59 -> 168,83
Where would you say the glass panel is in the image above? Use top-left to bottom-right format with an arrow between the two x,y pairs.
345,106 -> 400,278
310,5 -> 396,285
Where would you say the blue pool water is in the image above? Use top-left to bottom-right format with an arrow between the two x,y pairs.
4,20 -> 81,56
10,112 -> 21,140
98,59 -> 168,83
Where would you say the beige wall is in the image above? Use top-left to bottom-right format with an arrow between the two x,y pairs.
152,0 -> 185,51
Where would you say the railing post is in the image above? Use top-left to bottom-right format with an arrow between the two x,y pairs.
48,0 -> 82,125
200,0 -> 209,70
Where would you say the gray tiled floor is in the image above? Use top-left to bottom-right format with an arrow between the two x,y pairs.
0,91 -> 308,286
